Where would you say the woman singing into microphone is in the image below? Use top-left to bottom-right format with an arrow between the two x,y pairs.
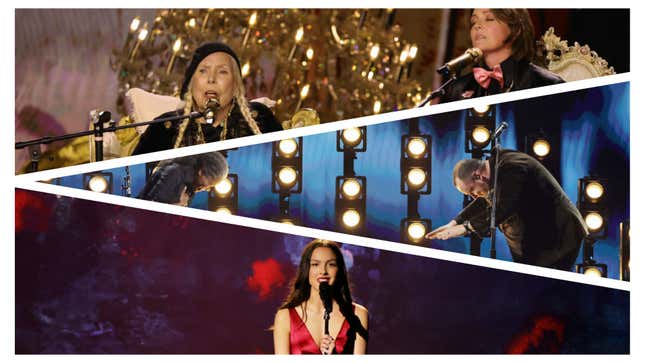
440,9 -> 563,103
273,239 -> 368,354
132,42 -> 282,155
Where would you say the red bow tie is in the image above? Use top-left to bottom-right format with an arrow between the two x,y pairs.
473,65 -> 504,89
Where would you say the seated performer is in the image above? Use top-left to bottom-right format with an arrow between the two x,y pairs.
440,9 -> 564,103
426,148 -> 587,271
273,239 -> 368,354
132,42 -> 282,155
138,151 -> 228,206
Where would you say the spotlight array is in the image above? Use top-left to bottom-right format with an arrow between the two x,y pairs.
335,176 -> 367,232
400,119 -> 432,244
401,134 -> 432,195
336,127 -> 367,234
577,176 -> 608,239
272,137 -> 303,194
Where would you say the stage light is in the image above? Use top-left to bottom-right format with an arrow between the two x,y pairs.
400,218 -> 432,244
465,105 -> 495,157
406,138 -> 427,158
471,126 -> 491,145
584,212 -> 604,232
407,168 -> 427,187
473,104 -> 490,115
584,266 -> 602,277
214,178 -> 233,197
88,175 -> 108,193
341,178 -> 362,199
278,138 -> 298,157
341,127 -> 362,147
278,167 -> 297,187
83,172 -> 113,194
585,181 -> 604,200
208,174 -> 238,214
341,209 -> 361,228
576,259 -> 608,278
532,139 -> 551,158
407,222 -> 426,241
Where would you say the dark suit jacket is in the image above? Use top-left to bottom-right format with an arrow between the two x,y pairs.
440,58 -> 564,103
137,162 -> 196,204
132,101 -> 282,155
454,149 -> 587,270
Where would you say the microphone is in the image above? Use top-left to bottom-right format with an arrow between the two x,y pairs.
493,122 -> 508,139
437,48 -> 483,77
319,281 -> 333,354
203,98 -> 220,124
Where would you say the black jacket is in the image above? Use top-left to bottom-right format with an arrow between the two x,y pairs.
440,58 -> 564,103
454,148 -> 587,270
138,163 -> 196,204
132,101 -> 282,155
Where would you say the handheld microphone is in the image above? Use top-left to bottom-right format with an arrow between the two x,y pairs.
493,122 -> 508,139
203,98 -> 221,124
319,281 -> 333,354
319,282 -> 333,329
437,48 -> 483,77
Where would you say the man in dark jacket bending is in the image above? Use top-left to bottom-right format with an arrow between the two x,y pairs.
426,148 -> 587,270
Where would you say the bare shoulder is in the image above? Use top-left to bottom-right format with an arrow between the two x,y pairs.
274,308 -> 291,325
352,303 -> 368,317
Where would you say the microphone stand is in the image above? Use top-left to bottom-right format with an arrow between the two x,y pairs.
15,111 -> 202,170
417,73 -> 458,108
488,129 -> 506,260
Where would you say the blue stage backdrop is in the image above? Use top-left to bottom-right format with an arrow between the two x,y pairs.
16,189 -> 628,353
57,82 -> 629,279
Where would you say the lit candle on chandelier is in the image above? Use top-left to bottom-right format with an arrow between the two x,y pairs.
122,16 -> 140,53
288,26 -> 304,61
295,83 -> 310,111
201,9 -> 214,32
242,12 -> 258,48
166,37 -> 182,74
129,23 -> 149,61
406,44 -> 418,78
367,44 -> 380,75
397,45 -> 410,82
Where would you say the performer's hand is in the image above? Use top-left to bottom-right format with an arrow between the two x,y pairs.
320,334 -> 334,355
428,224 -> 467,240
425,220 -> 458,239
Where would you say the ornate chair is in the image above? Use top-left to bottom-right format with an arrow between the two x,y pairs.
540,27 -> 615,81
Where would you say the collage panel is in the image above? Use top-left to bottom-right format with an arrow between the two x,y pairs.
50,81 -> 630,279
15,8 -> 628,173
12,6 -> 633,357
15,189 -> 629,354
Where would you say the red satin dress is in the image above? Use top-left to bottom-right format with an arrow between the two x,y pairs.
288,308 -> 351,354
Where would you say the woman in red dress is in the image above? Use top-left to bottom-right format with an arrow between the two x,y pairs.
273,239 -> 368,354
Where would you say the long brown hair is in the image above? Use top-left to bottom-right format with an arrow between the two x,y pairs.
280,239 -> 368,340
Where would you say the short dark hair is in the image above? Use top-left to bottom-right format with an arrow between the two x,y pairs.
489,9 -> 535,62
453,158 -> 486,186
